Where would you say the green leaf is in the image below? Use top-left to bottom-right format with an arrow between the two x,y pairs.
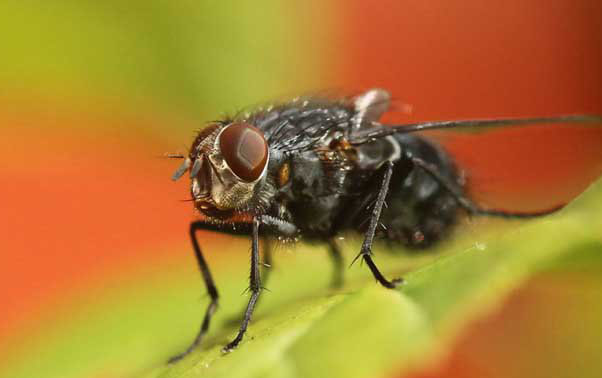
4,179 -> 602,378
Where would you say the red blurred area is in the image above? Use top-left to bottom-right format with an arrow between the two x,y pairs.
0,100 -> 193,348
339,1 -> 602,377
340,0 -> 602,209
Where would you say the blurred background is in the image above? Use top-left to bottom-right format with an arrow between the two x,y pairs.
1,1 -> 602,377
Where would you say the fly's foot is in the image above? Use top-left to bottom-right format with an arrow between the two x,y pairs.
222,335 -> 243,353
376,274 -> 404,289
168,347 -> 193,364
388,277 -> 405,288
360,251 -> 404,289
168,353 -> 185,364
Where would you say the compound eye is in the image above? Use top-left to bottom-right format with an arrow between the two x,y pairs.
219,122 -> 268,182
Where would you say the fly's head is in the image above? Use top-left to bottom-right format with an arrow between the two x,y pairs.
173,122 -> 269,217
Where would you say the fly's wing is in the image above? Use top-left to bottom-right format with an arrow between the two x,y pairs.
441,120 -> 602,212
350,113 -> 602,213
352,88 -> 392,131
350,89 -> 403,169
350,114 -> 602,144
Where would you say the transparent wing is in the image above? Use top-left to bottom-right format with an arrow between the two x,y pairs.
350,114 -> 602,145
431,120 -> 602,213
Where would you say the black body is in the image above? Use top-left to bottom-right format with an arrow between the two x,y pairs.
241,97 -> 461,246
168,89 -> 600,362
270,129 -> 459,246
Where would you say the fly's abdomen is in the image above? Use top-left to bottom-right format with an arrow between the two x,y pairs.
378,135 -> 462,248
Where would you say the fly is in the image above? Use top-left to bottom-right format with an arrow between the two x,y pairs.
168,88 -> 601,362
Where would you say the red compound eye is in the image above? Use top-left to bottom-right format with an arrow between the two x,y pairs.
219,123 -> 268,182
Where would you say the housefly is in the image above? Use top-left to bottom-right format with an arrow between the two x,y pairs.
168,88 -> 600,361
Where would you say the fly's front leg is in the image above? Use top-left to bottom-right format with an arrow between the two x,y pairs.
223,215 -> 298,351
352,161 -> 404,289
225,237 -> 272,326
260,237 -> 273,285
223,217 -> 262,352
168,220 -> 253,363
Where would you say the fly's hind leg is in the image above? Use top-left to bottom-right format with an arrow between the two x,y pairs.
352,161 -> 404,289
327,239 -> 345,288
409,156 -> 564,218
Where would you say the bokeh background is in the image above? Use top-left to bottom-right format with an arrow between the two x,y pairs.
1,1 -> 602,377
